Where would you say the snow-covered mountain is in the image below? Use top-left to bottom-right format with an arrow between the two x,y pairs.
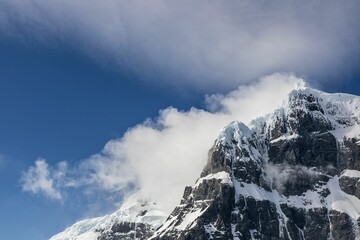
52,80 -> 360,239
50,193 -> 167,240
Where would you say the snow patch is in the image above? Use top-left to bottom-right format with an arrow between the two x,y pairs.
176,208 -> 205,230
217,121 -> 253,146
194,171 -> 232,188
270,133 -> 299,143
50,218 -> 102,240
326,177 -> 360,219
341,170 -> 360,178
330,125 -> 360,141
295,79 -> 310,90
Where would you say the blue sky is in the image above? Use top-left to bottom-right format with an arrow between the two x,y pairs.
0,38 -> 204,240
0,1 -> 360,240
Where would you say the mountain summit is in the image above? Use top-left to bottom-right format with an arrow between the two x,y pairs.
52,81 -> 360,240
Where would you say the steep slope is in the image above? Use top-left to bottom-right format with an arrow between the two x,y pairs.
50,193 -> 167,240
150,81 -> 360,239
52,80 -> 360,240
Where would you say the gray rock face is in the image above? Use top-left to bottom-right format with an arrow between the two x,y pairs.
337,138 -> 360,171
233,197 -> 280,239
339,175 -> 360,199
267,92 -> 338,172
151,146 -> 236,239
268,132 -> 338,170
329,210 -> 356,240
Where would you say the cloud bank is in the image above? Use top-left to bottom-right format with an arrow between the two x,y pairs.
21,73 -> 301,213
1,1 -> 360,90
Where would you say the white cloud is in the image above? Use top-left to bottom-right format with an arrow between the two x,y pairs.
106,73 -> 298,212
20,159 -> 65,200
21,73 -> 301,212
0,1 -> 359,91
79,142 -> 137,191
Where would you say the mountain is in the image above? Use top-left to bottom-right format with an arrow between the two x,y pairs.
50,193 -> 167,240
51,80 -> 360,240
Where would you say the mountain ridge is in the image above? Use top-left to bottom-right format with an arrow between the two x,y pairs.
51,80 -> 360,240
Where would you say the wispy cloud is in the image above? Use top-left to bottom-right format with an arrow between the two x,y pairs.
20,73 -> 300,212
20,159 -> 66,200
1,1 -> 359,91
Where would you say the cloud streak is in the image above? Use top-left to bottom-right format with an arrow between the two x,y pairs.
21,73 -> 301,213
1,1 -> 359,91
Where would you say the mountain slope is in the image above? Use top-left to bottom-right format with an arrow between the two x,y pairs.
50,193 -> 167,240
52,80 -> 360,240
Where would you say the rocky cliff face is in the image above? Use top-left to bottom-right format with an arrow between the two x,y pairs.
51,81 -> 360,240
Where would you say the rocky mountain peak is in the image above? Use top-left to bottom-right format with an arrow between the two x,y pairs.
151,83 -> 360,239
51,83 -> 360,240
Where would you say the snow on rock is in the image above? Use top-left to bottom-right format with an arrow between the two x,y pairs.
52,78 -> 360,239
175,208 -> 206,230
327,177 -> 360,219
233,174 -> 360,220
341,169 -> 360,178
151,79 -> 360,238
269,133 -> 299,143
294,79 -> 310,90
217,121 -> 253,146
50,218 -> 102,240
194,171 -> 233,188
50,193 -> 167,240
262,79 -> 360,142
331,124 -> 360,141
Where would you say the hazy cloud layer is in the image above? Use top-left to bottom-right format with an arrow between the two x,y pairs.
1,1 -> 359,90
21,73 -> 300,213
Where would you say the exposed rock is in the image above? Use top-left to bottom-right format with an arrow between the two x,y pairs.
329,210 -> 356,240
339,175 -> 360,199
337,138 -> 360,171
